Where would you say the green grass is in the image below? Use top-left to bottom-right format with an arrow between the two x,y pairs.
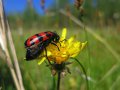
0,27 -> 120,90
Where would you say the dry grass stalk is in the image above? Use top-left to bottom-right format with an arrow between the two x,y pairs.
0,46 -> 5,59
99,63 -> 119,82
109,75 -> 120,90
5,48 -> 21,90
6,19 -> 25,90
0,0 -> 24,90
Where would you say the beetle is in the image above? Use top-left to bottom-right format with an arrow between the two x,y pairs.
24,31 -> 60,61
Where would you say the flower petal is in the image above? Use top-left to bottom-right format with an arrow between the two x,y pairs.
67,36 -> 75,44
38,57 -> 46,65
80,41 -> 87,50
60,28 -> 67,41
68,42 -> 80,57
68,42 -> 87,57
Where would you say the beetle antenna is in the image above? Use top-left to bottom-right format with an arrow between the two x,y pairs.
60,39 -> 67,42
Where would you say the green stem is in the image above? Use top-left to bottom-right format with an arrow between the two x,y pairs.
51,76 -> 56,90
57,72 -> 61,90
71,57 -> 89,90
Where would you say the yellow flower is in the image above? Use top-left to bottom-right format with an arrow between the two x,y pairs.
38,28 -> 87,65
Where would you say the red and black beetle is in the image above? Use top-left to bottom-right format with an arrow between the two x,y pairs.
24,31 -> 60,61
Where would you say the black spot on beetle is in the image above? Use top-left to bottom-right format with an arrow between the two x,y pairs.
46,33 -> 51,37
30,41 -> 35,46
35,34 -> 39,36
38,36 -> 43,41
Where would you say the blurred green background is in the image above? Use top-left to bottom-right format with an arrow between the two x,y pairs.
0,0 -> 120,90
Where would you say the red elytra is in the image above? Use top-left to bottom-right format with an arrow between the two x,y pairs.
24,31 -> 57,47
38,32 -> 52,41
26,35 -> 38,47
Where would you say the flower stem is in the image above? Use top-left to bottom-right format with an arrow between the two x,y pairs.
51,76 -> 56,90
57,72 -> 61,90
71,57 -> 89,90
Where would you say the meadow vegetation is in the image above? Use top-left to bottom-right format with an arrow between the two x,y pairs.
0,0 -> 120,90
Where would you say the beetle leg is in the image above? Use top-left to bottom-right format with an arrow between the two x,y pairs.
45,47 -> 52,65
58,41 -> 61,46
51,42 -> 60,51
